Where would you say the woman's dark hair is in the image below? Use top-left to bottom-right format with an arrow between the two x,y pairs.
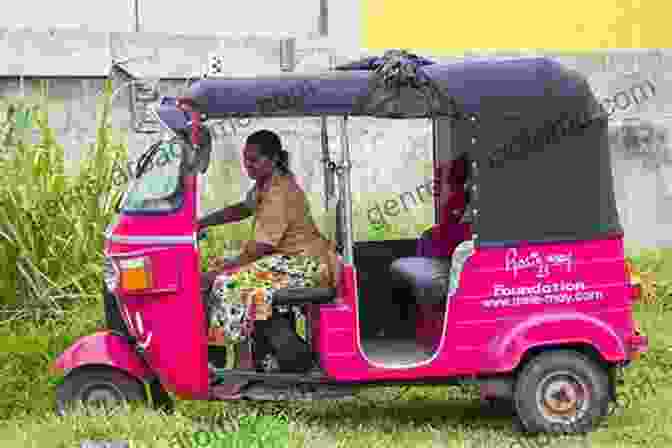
246,130 -> 290,174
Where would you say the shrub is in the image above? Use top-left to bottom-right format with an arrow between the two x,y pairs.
0,80 -> 127,319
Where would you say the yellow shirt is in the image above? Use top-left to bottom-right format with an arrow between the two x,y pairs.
241,173 -> 339,288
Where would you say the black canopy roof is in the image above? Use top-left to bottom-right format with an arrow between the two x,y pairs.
160,51 -> 623,245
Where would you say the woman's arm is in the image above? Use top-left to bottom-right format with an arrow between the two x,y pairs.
218,179 -> 290,268
233,241 -> 275,266
210,241 -> 274,272
198,202 -> 252,229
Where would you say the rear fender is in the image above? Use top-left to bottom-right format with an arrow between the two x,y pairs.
50,331 -> 152,383
485,313 -> 627,372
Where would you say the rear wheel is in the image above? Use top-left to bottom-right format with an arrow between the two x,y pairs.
514,350 -> 610,434
55,367 -> 147,416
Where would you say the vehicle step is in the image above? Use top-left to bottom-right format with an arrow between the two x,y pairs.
241,383 -> 358,402
212,367 -> 332,384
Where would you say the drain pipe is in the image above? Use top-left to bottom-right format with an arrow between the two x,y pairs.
133,0 -> 141,32
279,38 -> 296,72
319,0 -> 328,37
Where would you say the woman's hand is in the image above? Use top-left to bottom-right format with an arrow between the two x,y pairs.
209,256 -> 241,273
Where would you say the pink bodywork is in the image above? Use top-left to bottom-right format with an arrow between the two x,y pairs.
317,236 -> 638,381
52,171 -> 644,400
53,175 -> 209,399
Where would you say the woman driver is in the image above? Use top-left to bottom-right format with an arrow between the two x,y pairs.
198,130 -> 339,342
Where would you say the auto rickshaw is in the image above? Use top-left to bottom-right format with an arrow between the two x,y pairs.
50,50 -> 648,434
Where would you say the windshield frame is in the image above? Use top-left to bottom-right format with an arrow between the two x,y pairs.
120,138 -> 188,216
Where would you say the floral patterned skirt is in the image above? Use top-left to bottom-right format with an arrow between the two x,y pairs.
206,254 -> 326,345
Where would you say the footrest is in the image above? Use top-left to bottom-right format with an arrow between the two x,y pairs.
273,287 -> 336,306
241,383 -> 358,401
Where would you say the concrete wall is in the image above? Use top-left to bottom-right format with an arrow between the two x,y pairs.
0,0 -> 362,48
0,28 -> 288,77
1,30 -> 671,249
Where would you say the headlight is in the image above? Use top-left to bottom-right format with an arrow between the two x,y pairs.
103,257 -> 120,292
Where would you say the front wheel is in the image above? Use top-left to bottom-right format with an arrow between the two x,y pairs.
514,350 -> 610,434
55,367 -> 148,416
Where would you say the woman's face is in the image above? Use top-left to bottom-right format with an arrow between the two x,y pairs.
243,144 -> 275,180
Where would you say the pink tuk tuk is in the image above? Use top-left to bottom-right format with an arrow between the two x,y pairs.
50,51 -> 648,433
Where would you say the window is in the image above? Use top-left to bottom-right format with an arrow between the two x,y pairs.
121,140 -> 184,213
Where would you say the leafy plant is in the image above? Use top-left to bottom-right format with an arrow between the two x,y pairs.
0,80 -> 127,319
626,249 -> 672,306
367,222 -> 388,241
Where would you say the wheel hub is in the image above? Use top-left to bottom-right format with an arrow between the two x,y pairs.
536,371 -> 589,423
81,382 -> 125,408
544,382 -> 578,413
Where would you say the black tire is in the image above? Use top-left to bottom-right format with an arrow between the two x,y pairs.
55,367 -> 148,416
149,378 -> 175,414
513,350 -> 610,434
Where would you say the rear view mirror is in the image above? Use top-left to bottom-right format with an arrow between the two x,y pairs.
198,125 -> 212,174
185,125 -> 213,174
196,144 -> 211,174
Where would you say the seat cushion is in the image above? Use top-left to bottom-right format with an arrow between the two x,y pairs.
389,257 -> 453,305
273,287 -> 337,306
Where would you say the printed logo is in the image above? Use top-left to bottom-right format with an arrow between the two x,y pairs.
505,248 -> 574,279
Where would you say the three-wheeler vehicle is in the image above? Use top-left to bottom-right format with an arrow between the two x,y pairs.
51,50 -> 648,433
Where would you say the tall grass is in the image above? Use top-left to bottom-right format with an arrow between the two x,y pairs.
0,80 -> 127,320
0,81 -> 432,319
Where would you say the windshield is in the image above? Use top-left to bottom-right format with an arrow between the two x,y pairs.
121,139 -> 184,213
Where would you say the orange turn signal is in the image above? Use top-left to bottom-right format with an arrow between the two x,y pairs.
119,257 -> 153,291
625,259 -> 643,301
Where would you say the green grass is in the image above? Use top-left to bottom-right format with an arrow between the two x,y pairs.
2,88 -> 672,447
1,296 -> 671,448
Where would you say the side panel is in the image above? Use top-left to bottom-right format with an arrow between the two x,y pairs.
319,237 -> 631,381
442,237 -> 632,372
109,245 -> 208,399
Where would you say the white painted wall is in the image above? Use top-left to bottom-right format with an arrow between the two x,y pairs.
0,0 -> 361,48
